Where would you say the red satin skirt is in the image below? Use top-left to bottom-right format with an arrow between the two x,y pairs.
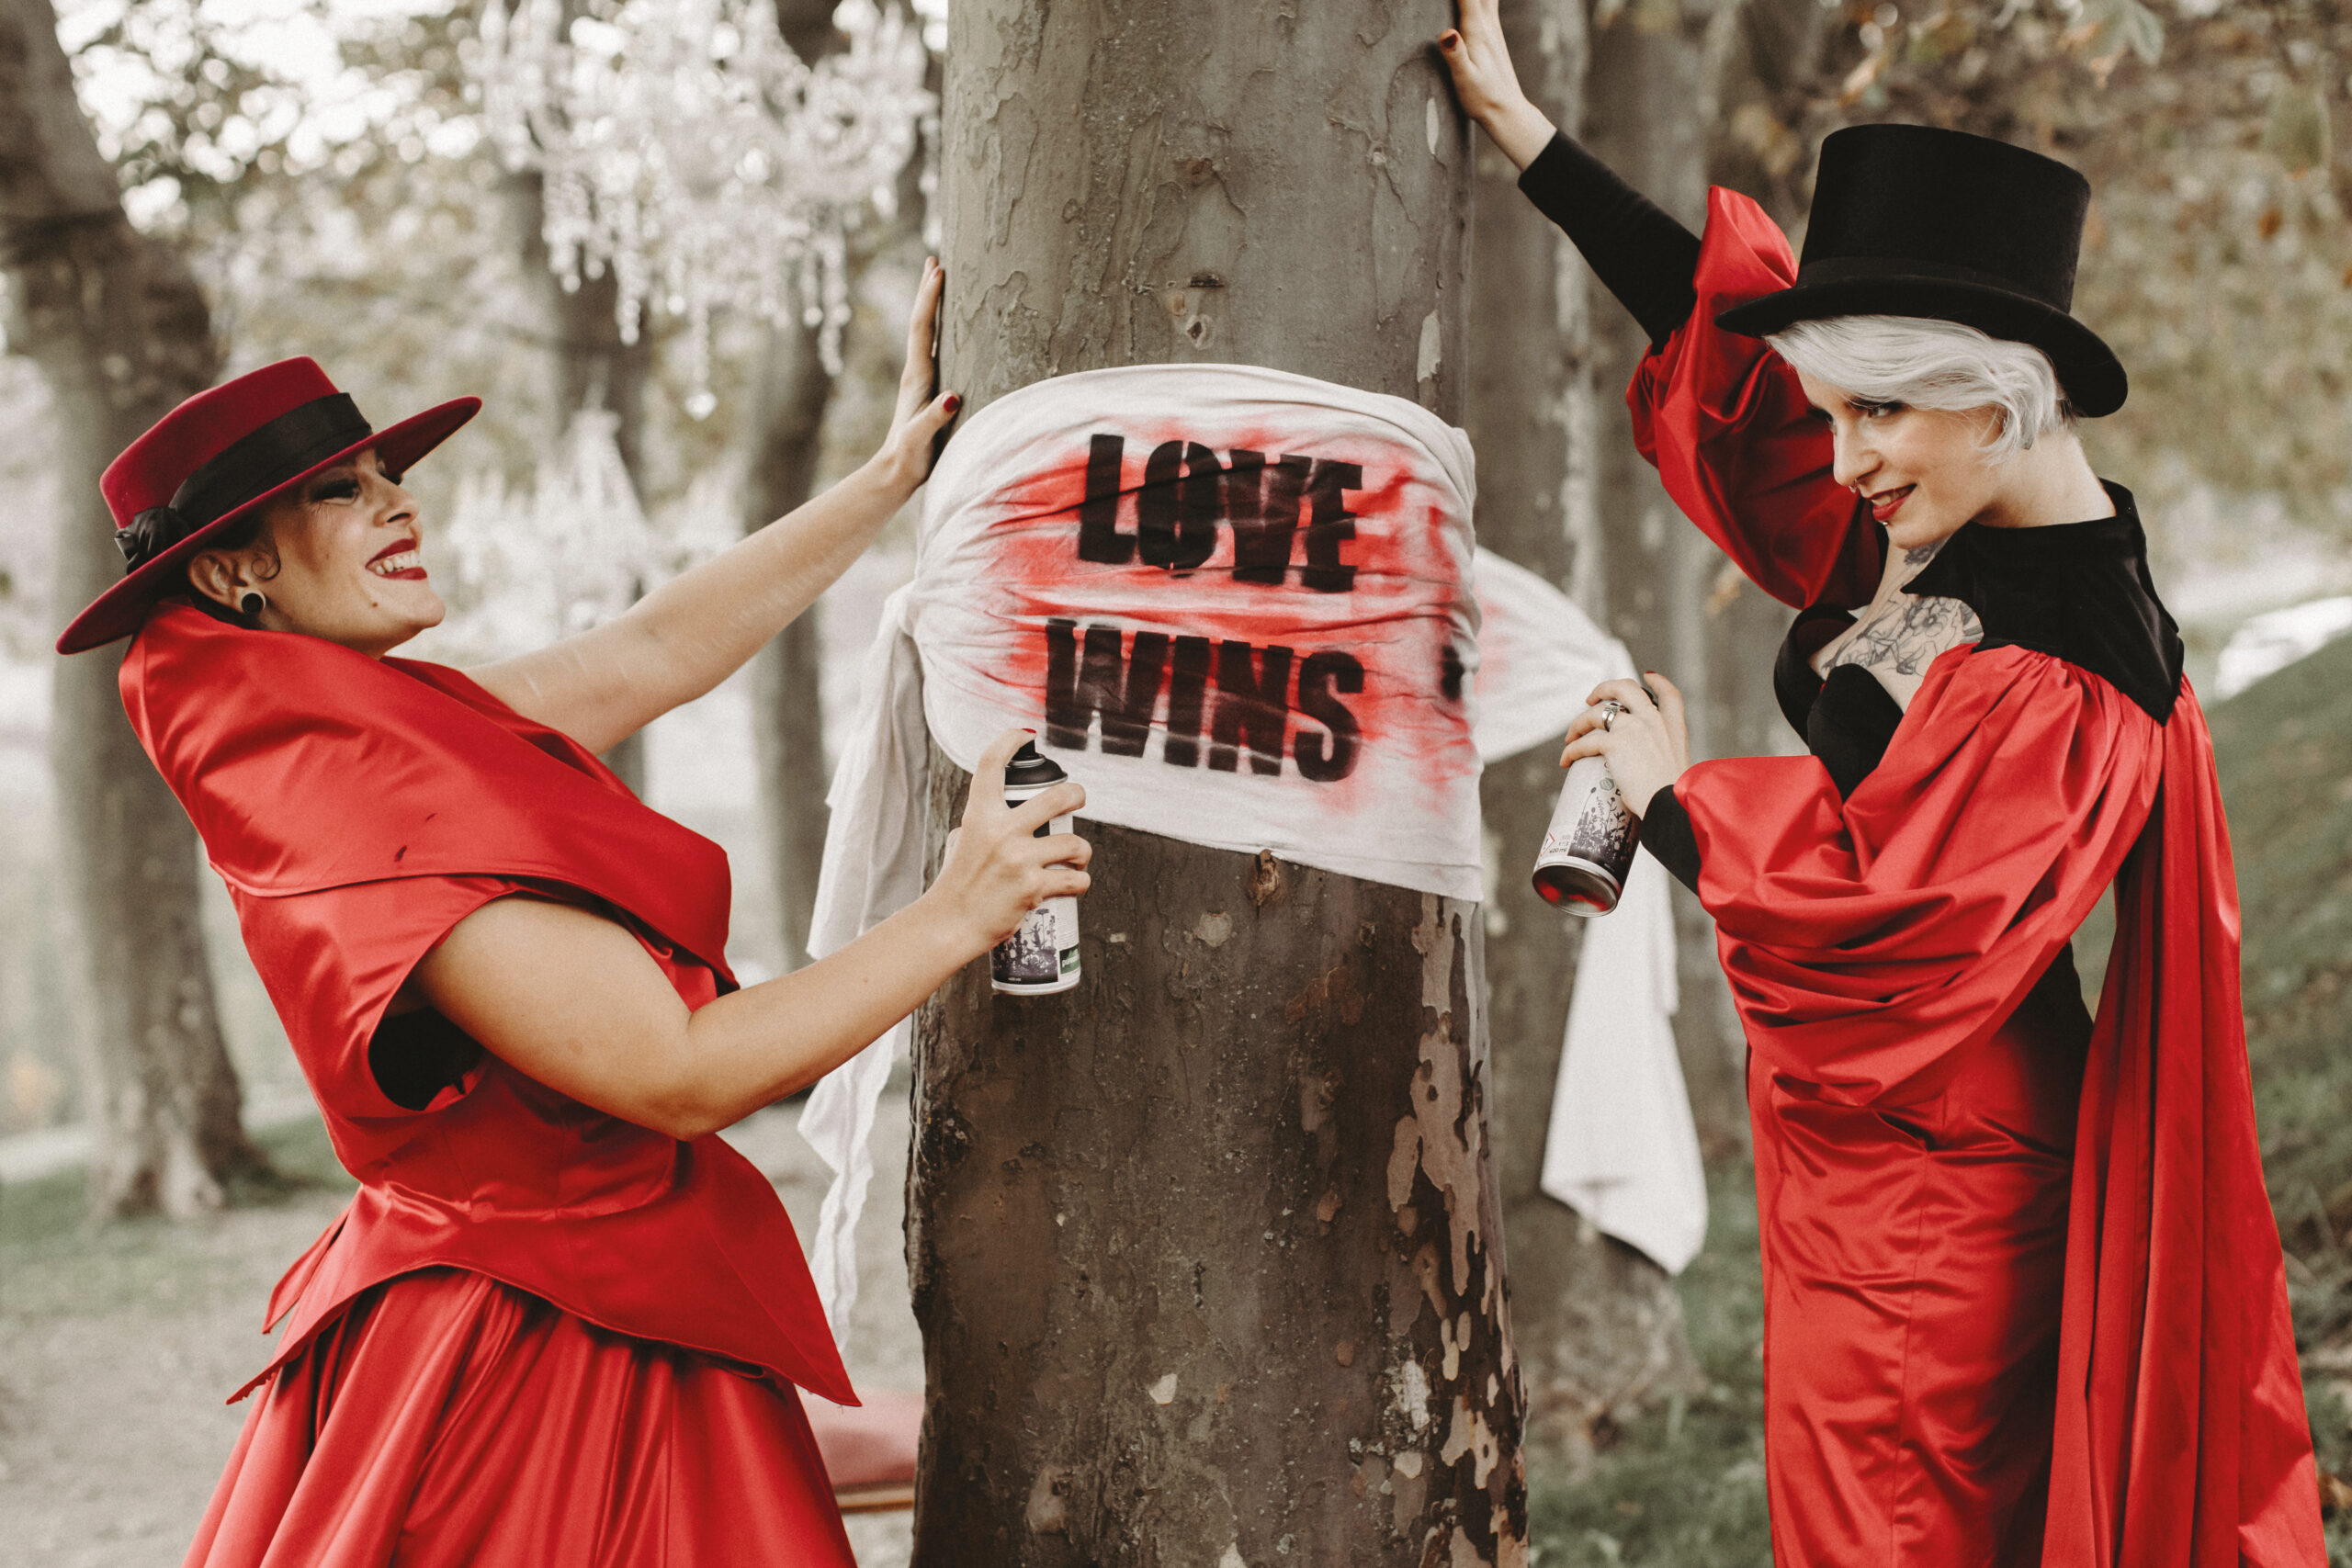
184,1268 -> 857,1568
1750,983 -> 2090,1567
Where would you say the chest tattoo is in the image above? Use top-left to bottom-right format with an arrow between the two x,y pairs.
1832,590 -> 1984,678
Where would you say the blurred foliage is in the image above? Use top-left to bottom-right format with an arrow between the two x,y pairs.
1711,0 -> 2352,539
1529,1169 -> 1771,1567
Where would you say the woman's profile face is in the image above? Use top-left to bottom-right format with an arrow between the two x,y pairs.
193,448 -> 444,657
1795,369 -> 2005,552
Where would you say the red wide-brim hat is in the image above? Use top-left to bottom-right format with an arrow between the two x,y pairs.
57,356 -> 480,655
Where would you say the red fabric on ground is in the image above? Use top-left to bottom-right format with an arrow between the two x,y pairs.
184,1269 -> 856,1568
1633,187 -> 2324,1565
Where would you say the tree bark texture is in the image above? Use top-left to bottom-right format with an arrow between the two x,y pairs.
914,4 -> 1522,1562
1580,4 -> 1750,1158
1468,0 -> 1699,1464
741,313 -> 834,966
504,165 -> 653,793
0,0 -> 262,1216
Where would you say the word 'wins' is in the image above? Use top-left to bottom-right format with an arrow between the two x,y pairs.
1079,434 -> 1362,590
1046,620 -> 1363,782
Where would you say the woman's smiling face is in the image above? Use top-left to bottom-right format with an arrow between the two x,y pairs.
1795,369 -> 2007,552
189,448 -> 444,657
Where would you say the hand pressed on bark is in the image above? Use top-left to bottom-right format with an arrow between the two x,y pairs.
408,726 -> 1088,1141
1438,0 -> 1558,170
1560,674 -> 1690,818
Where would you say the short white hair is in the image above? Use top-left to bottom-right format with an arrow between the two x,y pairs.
1767,313 -> 2075,462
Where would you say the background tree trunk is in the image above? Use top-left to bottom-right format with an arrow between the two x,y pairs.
0,0 -> 263,1216
504,166 -> 653,792
912,3 -> 1521,1562
741,313 -> 834,967
741,0 -> 844,970
1580,0 -> 1751,1158
1470,0 -> 1699,1466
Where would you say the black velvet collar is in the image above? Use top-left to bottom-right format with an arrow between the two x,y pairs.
1903,480 -> 2184,723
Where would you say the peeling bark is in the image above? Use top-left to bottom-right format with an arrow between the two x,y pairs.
913,3 -> 1521,1561
1471,0 -> 1700,1464
0,0 -> 262,1216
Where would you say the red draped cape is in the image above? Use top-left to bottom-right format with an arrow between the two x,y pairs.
120,602 -> 853,1408
1627,188 -> 2322,1563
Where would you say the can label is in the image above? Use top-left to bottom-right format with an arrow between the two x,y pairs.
991,791 -> 1082,994
992,894 -> 1081,991
1532,757 -> 1640,916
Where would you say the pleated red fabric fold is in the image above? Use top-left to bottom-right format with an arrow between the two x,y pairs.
184,1269 -> 856,1568
1631,187 -> 2324,1564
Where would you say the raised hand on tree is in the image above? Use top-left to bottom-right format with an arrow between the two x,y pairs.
1438,0 -> 1559,171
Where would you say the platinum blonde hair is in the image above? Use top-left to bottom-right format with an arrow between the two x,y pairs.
1766,313 -> 2075,462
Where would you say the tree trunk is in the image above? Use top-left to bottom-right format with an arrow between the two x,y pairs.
0,0 -> 263,1217
1469,0 -> 1698,1465
913,4 -> 1521,1562
505,166 -> 653,793
742,0 -> 844,970
741,313 -> 834,967
1581,2 -> 1750,1158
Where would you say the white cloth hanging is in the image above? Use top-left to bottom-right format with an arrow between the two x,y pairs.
798,364 -> 1706,1348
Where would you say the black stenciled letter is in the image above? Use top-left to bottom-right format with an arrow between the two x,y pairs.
1208,640 -> 1294,776
1162,636 -> 1214,768
1044,619 -> 1170,755
1294,650 -> 1364,783
1136,441 -> 1221,572
1226,450 -> 1312,585
1077,434 -> 1133,564
1300,459 -> 1362,592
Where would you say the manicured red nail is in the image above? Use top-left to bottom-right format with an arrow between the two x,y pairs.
1441,30 -> 1458,46
944,393 -> 963,414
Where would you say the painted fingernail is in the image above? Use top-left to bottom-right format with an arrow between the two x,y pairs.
945,394 -> 963,413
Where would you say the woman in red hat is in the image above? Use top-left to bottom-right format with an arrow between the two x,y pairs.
64,261 -> 1090,1567
1441,5 -> 2323,1565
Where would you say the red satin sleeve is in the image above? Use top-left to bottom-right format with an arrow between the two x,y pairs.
1674,645 -> 2163,1102
1626,186 -> 1883,610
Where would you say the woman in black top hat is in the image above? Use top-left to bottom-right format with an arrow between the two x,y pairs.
1440,4 -> 2324,1564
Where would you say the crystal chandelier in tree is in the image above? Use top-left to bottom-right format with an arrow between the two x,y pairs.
474,0 -> 933,414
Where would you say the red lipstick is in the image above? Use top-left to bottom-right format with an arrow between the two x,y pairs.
367,537 -> 426,581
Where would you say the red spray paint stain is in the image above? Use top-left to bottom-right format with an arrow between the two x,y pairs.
940,415 -> 1482,799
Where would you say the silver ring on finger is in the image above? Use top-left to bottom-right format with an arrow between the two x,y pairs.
1598,699 -> 1628,733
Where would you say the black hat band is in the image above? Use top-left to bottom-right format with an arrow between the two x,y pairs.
118,392 -> 374,573
1788,254 -> 2074,312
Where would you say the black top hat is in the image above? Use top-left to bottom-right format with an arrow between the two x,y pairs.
1714,124 -> 2126,417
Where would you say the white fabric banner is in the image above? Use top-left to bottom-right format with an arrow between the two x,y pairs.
797,365 -> 1704,1348
911,362 -> 1486,897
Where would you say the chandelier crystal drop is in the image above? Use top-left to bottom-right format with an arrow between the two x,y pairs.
474,0 -> 933,413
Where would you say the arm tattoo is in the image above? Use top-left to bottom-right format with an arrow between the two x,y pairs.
1831,592 -> 1984,678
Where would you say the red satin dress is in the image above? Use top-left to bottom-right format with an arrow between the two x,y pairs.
120,603 -> 859,1568
1630,190 -> 2324,1564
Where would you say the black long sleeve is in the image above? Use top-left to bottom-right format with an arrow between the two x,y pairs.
1641,785 -> 1702,895
1517,132 -> 1702,351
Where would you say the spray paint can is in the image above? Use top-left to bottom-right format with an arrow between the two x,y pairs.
990,742 -> 1082,995
1532,754 -> 1642,917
